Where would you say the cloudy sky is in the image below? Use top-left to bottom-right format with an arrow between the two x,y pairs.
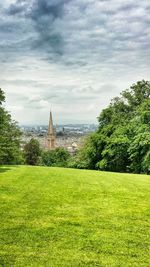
0,0 -> 150,124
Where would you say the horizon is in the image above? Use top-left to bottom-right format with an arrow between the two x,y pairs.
20,122 -> 98,127
1,0 -> 150,124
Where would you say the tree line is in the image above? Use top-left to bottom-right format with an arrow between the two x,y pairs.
0,80 -> 150,173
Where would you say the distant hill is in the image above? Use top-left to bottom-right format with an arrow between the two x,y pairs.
0,166 -> 150,267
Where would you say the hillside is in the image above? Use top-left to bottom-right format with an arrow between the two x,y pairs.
0,166 -> 150,267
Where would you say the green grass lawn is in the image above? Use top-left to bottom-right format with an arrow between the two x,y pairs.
0,166 -> 150,267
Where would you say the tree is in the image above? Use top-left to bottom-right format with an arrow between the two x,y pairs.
122,80 -> 150,108
42,147 -> 70,167
128,100 -> 150,173
0,88 -> 5,104
0,89 -> 22,164
74,80 -> 150,174
69,133 -> 106,170
98,133 -> 130,172
24,138 -> 41,165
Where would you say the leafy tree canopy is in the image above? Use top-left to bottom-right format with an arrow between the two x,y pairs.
42,147 -> 70,167
74,80 -> 150,174
0,89 -> 22,165
24,138 -> 41,166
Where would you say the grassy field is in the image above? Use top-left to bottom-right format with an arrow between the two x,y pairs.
0,166 -> 150,267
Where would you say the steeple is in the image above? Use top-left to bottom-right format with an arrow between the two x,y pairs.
48,111 -> 55,136
47,111 -> 56,150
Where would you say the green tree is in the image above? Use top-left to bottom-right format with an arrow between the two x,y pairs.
75,80 -> 150,174
98,134 -> 130,172
122,80 -> 150,108
128,100 -> 150,173
0,89 -> 22,164
42,147 -> 70,167
69,133 -> 106,169
24,138 -> 41,165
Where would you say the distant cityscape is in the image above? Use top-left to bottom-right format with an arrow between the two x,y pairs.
21,124 -> 98,154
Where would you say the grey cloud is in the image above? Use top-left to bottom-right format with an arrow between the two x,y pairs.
6,0 -> 69,55
30,0 -> 66,19
1,0 -> 150,123
29,0 -> 70,55
1,0 -> 150,64
7,1 -> 28,15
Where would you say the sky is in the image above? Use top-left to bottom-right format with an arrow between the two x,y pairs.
0,0 -> 150,125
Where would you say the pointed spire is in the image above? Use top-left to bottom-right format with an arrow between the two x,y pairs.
48,110 -> 55,135
47,110 -> 56,150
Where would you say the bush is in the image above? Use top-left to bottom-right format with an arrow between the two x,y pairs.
42,147 -> 70,167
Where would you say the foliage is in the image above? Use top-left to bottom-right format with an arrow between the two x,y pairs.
0,88 -> 22,165
76,80 -> 150,173
0,166 -> 150,266
68,133 -> 106,169
24,138 -> 41,165
42,147 -> 70,167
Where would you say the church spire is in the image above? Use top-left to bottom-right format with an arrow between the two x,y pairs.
48,111 -> 55,136
47,110 -> 56,150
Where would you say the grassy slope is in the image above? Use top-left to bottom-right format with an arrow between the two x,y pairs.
0,166 -> 150,267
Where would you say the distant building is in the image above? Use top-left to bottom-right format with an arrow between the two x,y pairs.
46,111 -> 56,150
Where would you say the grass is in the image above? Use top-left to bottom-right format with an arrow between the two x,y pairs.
0,166 -> 150,267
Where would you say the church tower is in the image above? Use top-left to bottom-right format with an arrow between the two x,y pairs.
47,111 -> 56,150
